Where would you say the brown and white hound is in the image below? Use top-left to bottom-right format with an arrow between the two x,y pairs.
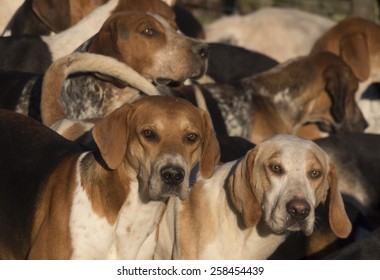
154,134 -> 351,259
310,17 -> 380,133
0,9 -> 208,124
0,95 -> 220,260
166,51 -> 367,144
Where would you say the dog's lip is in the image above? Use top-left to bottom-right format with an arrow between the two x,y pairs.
154,78 -> 182,87
190,64 -> 207,80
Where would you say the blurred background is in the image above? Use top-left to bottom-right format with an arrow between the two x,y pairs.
178,0 -> 380,23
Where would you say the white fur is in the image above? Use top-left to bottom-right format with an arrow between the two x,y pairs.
69,153 -> 166,259
205,7 -> 335,62
70,153 -> 115,259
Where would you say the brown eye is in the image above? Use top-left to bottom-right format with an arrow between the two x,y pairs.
310,170 -> 321,179
142,27 -> 155,36
186,133 -> 198,143
142,129 -> 155,140
270,164 -> 283,174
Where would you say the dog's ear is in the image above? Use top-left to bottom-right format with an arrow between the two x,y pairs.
228,149 -> 262,228
340,33 -> 369,81
327,162 -> 352,238
32,0 -> 71,33
93,104 -> 134,169
199,111 -> 220,178
88,18 -> 121,60
324,65 -> 347,123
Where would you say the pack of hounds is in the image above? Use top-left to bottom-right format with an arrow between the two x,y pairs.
0,0 -> 379,260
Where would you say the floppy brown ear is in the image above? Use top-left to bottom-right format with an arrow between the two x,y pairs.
228,149 -> 262,227
32,0 -> 71,33
92,104 -> 134,169
328,162 -> 352,238
324,65 -> 347,123
340,33 -> 369,81
199,111 -> 220,178
88,18 -> 121,60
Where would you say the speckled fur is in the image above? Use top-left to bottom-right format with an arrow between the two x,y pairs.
61,74 -> 139,120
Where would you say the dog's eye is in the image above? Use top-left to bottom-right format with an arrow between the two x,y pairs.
142,27 -> 155,36
186,133 -> 198,143
142,129 -> 156,140
270,164 -> 283,174
310,170 -> 322,179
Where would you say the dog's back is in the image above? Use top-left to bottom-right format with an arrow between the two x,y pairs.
0,110 -> 82,259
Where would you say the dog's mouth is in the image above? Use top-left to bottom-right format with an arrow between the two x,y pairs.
154,78 -> 181,87
284,219 -> 314,236
148,183 -> 189,201
270,219 -> 314,236
154,64 -> 207,87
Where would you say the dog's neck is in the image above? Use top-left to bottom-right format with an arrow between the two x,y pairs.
76,152 -> 166,259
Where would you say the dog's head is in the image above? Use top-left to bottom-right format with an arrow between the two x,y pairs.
92,96 -> 220,201
241,52 -> 367,138
228,134 -> 351,238
87,10 -> 209,86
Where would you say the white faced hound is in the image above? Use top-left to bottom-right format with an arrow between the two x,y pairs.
154,134 -> 351,259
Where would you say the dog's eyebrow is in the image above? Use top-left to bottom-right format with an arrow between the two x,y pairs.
266,150 -> 283,161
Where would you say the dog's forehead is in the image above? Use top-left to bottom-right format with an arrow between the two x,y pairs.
133,97 -> 204,127
113,12 -> 162,28
258,135 -> 328,165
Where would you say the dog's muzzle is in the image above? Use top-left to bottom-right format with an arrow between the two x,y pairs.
285,198 -> 313,236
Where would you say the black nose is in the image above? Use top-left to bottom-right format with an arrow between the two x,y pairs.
286,199 -> 311,221
160,166 -> 185,185
193,43 -> 209,59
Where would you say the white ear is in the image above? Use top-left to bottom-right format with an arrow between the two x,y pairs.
161,0 -> 176,7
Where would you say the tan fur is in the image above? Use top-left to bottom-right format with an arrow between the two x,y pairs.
241,51 -> 367,143
29,155 -> 79,259
310,17 -> 380,133
155,135 -> 351,259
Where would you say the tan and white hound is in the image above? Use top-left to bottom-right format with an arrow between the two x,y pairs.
0,95 -> 220,259
154,134 -> 351,259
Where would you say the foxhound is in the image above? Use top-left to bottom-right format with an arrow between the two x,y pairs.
0,95 -> 220,259
154,134 -> 351,259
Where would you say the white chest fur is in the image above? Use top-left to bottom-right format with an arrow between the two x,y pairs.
69,156 -> 165,259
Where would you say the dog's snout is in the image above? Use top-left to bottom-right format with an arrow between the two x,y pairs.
193,43 -> 209,59
160,166 -> 185,185
286,199 -> 311,221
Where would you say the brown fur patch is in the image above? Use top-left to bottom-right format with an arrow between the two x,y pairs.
29,155 -> 80,259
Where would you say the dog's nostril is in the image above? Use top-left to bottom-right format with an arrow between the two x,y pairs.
160,166 -> 185,185
193,43 -> 209,59
286,199 -> 311,221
